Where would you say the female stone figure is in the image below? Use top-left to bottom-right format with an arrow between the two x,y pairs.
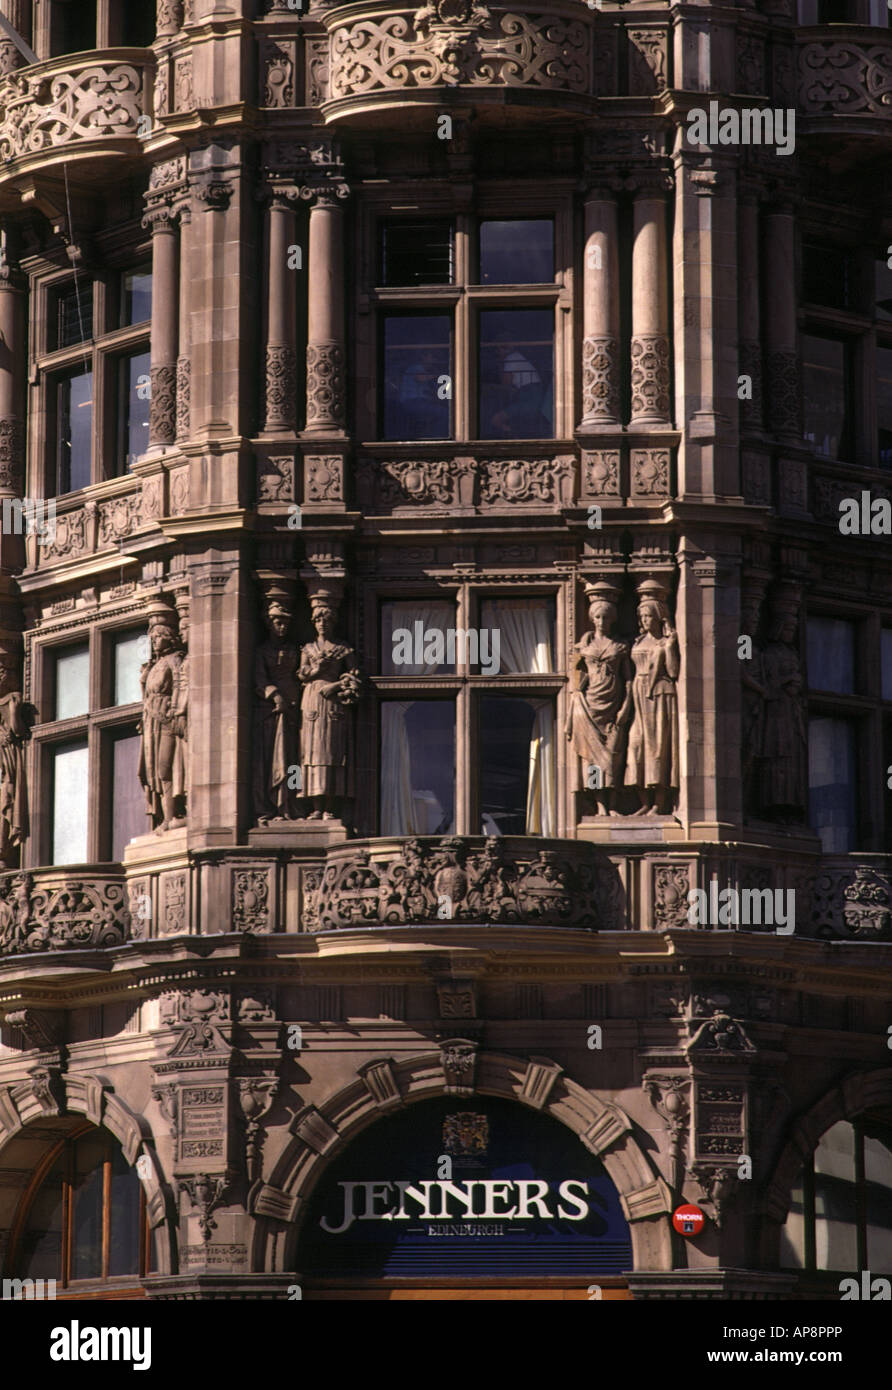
626,582 -> 679,815
565,583 -> 633,815
138,600 -> 186,831
0,654 -> 35,866
298,591 -> 362,821
756,589 -> 807,823
254,597 -> 301,823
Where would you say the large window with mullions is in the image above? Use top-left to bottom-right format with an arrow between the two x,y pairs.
780,1118 -> 892,1273
366,207 -> 567,443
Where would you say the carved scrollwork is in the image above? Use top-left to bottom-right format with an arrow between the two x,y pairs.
798,38 -> 892,115
176,355 -> 191,442
630,449 -> 671,498
630,335 -> 670,424
305,342 -> 345,428
0,418 -> 24,491
150,363 -> 177,446
480,456 -> 574,505
0,62 -> 147,162
264,345 -> 297,430
582,336 -> 619,424
0,873 -> 130,955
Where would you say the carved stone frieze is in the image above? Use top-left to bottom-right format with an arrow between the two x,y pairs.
165,989 -> 230,1056
630,449 -> 671,498
179,1173 -> 229,1242
480,456 -> 574,505
0,62 -> 147,161
804,859 -> 892,940
687,1013 -> 756,1055
306,37 -> 330,105
305,455 -> 343,503
628,29 -> 667,94
176,356 -> 191,442
260,39 -> 296,108
257,455 -> 295,503
0,873 -> 130,954
798,37 -> 892,115
582,449 -> 620,498
232,868 -> 272,933
174,52 -> 193,111
98,493 -> 143,547
306,836 -> 617,930
653,863 -> 692,930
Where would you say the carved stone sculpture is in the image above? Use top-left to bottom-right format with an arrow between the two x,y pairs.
254,589 -> 301,823
0,652 -> 36,867
565,582 -> 633,816
625,580 -> 679,815
754,585 -> 807,823
138,598 -> 187,831
297,587 -> 362,821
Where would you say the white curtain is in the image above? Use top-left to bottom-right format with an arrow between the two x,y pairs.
380,600 -> 455,833
482,600 -> 555,836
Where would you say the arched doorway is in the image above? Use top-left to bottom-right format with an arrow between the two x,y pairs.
295,1096 -> 634,1300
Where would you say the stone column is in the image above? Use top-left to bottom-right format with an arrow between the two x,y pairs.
0,230 -> 25,497
580,186 -> 620,430
264,189 -> 297,432
304,190 -> 348,436
0,1 -> 32,73
145,205 -> 179,450
738,191 -> 763,437
630,180 -> 671,430
156,0 -> 185,39
763,203 -> 800,444
176,206 -> 191,445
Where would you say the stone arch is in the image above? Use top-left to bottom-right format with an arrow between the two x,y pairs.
251,1047 -> 674,1274
0,1069 -> 175,1275
760,1066 -> 892,1266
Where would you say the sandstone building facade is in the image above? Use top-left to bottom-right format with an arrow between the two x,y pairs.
0,0 -> 887,1300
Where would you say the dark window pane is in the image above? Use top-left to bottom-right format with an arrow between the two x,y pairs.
52,740 -> 89,864
56,369 -> 93,494
380,700 -> 455,835
878,345 -> 892,468
479,308 -> 554,439
19,1153 -> 65,1281
817,0 -> 852,18
876,258 -> 892,322
479,220 -> 554,285
56,283 -> 93,349
802,334 -> 850,460
808,716 -> 856,853
883,630 -> 892,701
865,1133 -> 892,1272
55,644 -> 90,720
120,266 -> 152,327
50,0 -> 96,57
381,314 -> 451,440
807,616 -> 855,694
379,221 -> 454,286
802,243 -> 851,311
119,351 -> 151,468
108,1147 -> 141,1276
123,7 -> 155,46
71,1134 -> 105,1281
112,730 -> 145,860
479,695 -> 555,836
884,718 -> 892,852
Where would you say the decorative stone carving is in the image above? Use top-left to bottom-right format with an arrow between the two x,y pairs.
742,450 -> 770,506
0,418 -> 23,491
150,156 -> 187,191
152,1082 -> 179,1139
305,455 -> 343,503
232,869 -> 272,933
843,864 -> 891,939
149,363 -> 177,446
626,579 -> 679,815
166,989 -> 230,1056
630,335 -> 670,424
161,872 -> 187,934
440,1038 -> 477,1096
364,457 -> 471,508
237,1079 -> 278,1181
257,455 -> 295,503
582,336 -> 619,424
260,40 -> 295,108
156,0 -> 185,37
358,1058 -> 402,1110
735,34 -> 765,94
139,597 -> 188,831
0,655 -> 35,868
0,874 -> 130,954
630,449 -> 671,498
307,836 -> 611,930
690,1164 -> 738,1229
582,450 -> 620,498
628,30 -> 667,94
765,350 -> 800,438
264,345 -> 296,430
298,584 -> 362,822
799,38 -> 892,115
176,356 -> 191,441
330,11 -> 589,97
5,1008 -> 65,1050
254,585 -> 301,823
174,53 -> 193,111
653,863 -> 692,930
480,456 -> 574,506
305,342 -> 345,429
687,1013 -> 756,1054
179,1174 -> 229,1242
0,62 -> 147,161
752,584 -> 806,824
170,468 -> 189,514
98,493 -> 143,546
566,581 -> 632,816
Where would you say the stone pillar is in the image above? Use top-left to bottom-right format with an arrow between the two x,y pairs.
0,1 -> 32,73
304,191 -> 348,436
580,187 -> 620,430
146,208 -> 179,450
176,207 -> 191,445
264,190 -> 297,432
738,192 -> 762,437
0,230 -> 25,498
763,203 -> 800,444
156,0 -> 185,39
630,181 -> 671,429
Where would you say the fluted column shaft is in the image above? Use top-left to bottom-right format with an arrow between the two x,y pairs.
264,193 -> 297,432
630,188 -> 671,429
580,189 -> 620,430
304,195 -> 346,435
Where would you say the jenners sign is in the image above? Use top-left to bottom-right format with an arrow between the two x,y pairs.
320,1178 -> 591,1234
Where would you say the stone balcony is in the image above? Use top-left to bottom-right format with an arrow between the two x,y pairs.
0,50 -> 153,187
797,26 -> 892,126
0,868 -> 131,955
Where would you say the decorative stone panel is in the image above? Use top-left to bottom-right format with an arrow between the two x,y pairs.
0,872 -> 131,954
798,32 -> 892,115
0,57 -> 150,163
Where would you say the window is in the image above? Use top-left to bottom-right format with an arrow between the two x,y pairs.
36,629 -> 147,864
367,206 -> 564,443
802,333 -> 852,460
806,616 -> 855,694
374,594 -> 558,836
882,630 -> 892,701
12,1127 -> 150,1286
780,1118 -> 892,1274
802,244 -> 852,312
875,257 -> 892,322
37,259 -> 151,496
50,0 -> 96,57
877,345 -> 892,467
808,716 -> 857,852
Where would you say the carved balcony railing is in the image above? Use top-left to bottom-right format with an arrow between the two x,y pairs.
0,50 -> 153,180
302,835 -> 625,931
356,450 -> 577,515
805,855 -> 891,941
797,27 -> 892,120
0,869 -> 131,956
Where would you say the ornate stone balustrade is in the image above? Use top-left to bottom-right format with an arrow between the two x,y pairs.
797,28 -> 892,118
303,835 -> 623,930
356,452 -> 576,513
805,855 -> 891,940
33,474 -> 175,570
0,869 -> 131,955
0,51 -> 152,177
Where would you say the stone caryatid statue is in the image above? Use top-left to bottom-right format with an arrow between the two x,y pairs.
754,585 -> 807,824
565,582 -> 633,816
254,589 -> 301,823
0,650 -> 35,866
138,598 -> 187,832
297,587 -> 362,822
626,580 -> 680,815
